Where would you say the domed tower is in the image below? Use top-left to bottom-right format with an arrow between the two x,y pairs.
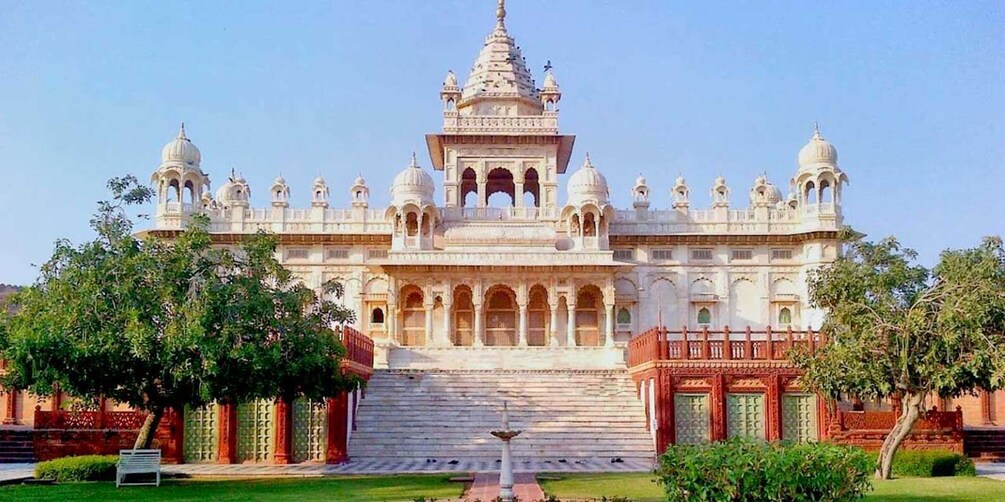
311,175 -> 330,208
150,123 -> 210,227
672,175 -> 690,211
711,176 -> 730,208
214,169 -> 251,209
749,174 -> 782,208
791,124 -> 849,219
561,154 -> 614,250
271,175 -> 290,208
388,153 -> 437,251
540,70 -> 561,112
350,174 -> 370,209
632,173 -> 650,211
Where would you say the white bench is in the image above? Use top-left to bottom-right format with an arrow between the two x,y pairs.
116,449 -> 161,487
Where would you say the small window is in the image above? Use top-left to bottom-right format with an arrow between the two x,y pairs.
731,249 -> 753,261
778,307 -> 792,325
326,248 -> 350,260
367,249 -> 389,259
371,308 -> 385,324
651,249 -> 674,261
616,307 -> 631,325
697,307 -> 712,325
771,249 -> 793,260
613,249 -> 635,261
691,248 -> 713,261
285,248 -> 309,260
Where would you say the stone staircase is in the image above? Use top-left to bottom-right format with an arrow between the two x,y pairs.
965,428 -> 1005,462
0,429 -> 35,463
348,369 -> 655,463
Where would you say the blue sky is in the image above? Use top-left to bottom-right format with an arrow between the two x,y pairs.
0,1 -> 1002,284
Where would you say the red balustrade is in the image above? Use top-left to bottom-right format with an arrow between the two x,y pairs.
338,326 -> 374,369
627,325 -> 827,367
34,407 -> 147,430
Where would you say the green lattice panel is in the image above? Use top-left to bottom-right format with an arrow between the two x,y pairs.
727,393 -> 765,440
293,398 -> 328,463
782,393 -> 819,442
183,404 -> 218,463
674,393 -> 710,445
237,399 -> 275,463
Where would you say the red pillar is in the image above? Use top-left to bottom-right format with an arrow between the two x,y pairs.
711,375 -> 726,441
157,407 -> 185,464
765,375 -> 782,441
654,370 -> 675,454
2,390 -> 18,425
326,392 -> 349,464
217,403 -> 237,464
981,389 -> 994,425
273,397 -> 293,464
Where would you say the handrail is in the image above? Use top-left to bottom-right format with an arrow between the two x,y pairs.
627,325 -> 827,367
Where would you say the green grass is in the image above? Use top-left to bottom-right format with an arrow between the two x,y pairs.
537,472 -> 1005,502
0,474 -> 463,502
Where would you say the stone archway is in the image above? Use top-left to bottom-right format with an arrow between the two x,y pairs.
485,285 -> 517,346
527,285 -> 549,346
576,285 -> 603,346
452,285 -> 475,346
400,286 -> 425,346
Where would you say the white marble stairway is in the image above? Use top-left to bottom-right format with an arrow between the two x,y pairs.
348,369 -> 655,464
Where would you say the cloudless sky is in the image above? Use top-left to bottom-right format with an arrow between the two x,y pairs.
1,1 -> 1002,284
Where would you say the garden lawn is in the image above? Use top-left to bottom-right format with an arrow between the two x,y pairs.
537,472 -> 1005,502
0,474 -> 462,502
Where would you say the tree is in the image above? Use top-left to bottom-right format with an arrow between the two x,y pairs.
0,176 -> 356,449
792,229 -> 1005,479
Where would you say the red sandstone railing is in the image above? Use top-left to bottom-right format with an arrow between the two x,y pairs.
627,326 -> 827,367
339,326 -> 374,369
834,407 -> 963,432
34,407 -> 148,430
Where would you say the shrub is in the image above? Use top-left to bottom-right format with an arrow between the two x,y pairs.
869,450 -> 976,477
34,455 -> 118,482
656,439 -> 873,502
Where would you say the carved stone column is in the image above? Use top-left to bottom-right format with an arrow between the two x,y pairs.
566,301 -> 577,347
514,181 -> 525,208
423,302 -> 434,346
517,304 -> 529,347
604,303 -> 615,347
442,300 -> 453,346
273,397 -> 292,464
548,304 -> 560,347
473,302 -> 485,347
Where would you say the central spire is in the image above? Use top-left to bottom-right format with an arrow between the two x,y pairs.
457,0 -> 540,111
495,0 -> 506,33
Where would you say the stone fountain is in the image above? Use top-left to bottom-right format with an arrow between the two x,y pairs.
490,401 -> 522,502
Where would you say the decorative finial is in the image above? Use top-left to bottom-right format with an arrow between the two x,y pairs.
583,152 -> 593,169
178,122 -> 187,140
501,400 -> 510,430
409,151 -> 419,168
496,0 -> 506,30
544,60 -> 553,73
812,121 -> 822,140
229,167 -> 236,181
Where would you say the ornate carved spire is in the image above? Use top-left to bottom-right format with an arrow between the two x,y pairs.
495,0 -> 506,32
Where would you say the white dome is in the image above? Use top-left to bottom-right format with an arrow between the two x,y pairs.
161,123 -> 201,166
215,170 -> 250,207
798,125 -> 838,168
543,71 -> 558,89
750,175 -> 783,205
566,154 -> 609,206
634,173 -> 647,186
353,175 -> 366,186
390,153 -> 435,205
274,175 -> 286,185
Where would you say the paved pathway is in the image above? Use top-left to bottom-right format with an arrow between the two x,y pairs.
464,472 -> 544,501
977,462 -> 1005,481
0,463 -> 35,484
163,457 -> 653,477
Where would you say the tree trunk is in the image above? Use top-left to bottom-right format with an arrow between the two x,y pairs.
876,392 -> 924,479
133,407 -> 164,450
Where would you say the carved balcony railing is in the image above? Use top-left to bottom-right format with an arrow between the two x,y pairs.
627,326 -> 826,368
833,408 -> 963,433
339,326 -> 374,371
34,408 -> 148,430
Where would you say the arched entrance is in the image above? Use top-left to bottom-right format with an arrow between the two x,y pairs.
485,286 -> 517,346
527,285 -> 549,346
400,286 -> 425,346
576,285 -> 603,346
452,286 -> 475,346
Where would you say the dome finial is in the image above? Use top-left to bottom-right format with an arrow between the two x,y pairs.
409,151 -> 419,169
496,0 -> 506,30
583,152 -> 593,169
178,122 -> 187,140
812,121 -> 823,140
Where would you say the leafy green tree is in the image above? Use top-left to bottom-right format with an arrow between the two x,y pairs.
793,230 -> 1005,479
0,176 -> 356,448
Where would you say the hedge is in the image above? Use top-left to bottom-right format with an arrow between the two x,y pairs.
34,455 -> 118,482
657,439 -> 873,502
870,449 -> 976,477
